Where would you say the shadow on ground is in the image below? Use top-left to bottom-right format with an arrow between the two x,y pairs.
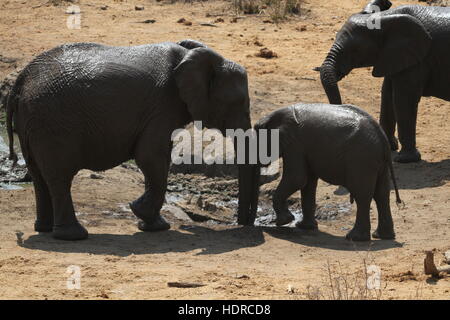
21,224 -> 402,256
393,159 -> 450,190
263,227 -> 403,252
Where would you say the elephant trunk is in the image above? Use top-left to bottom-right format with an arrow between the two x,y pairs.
320,45 -> 343,105
233,116 -> 260,226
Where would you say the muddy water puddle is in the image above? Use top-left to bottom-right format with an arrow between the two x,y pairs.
80,196 -> 352,228
0,126 -> 28,189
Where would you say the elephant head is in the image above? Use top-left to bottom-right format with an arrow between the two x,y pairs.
174,44 -> 258,224
174,46 -> 251,134
320,1 -> 432,104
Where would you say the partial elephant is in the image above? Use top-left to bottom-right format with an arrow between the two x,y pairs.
6,40 -> 257,240
245,103 -> 401,241
320,0 -> 450,163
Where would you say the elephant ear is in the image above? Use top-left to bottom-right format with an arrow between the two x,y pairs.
177,39 -> 208,50
372,14 -> 431,77
174,47 -> 222,121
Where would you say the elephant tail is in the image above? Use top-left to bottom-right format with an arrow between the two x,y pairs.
387,156 -> 402,205
377,118 -> 402,206
5,73 -> 23,166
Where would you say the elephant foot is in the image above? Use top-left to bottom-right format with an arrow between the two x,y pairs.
296,218 -> 318,230
237,214 -> 254,226
345,228 -> 370,242
372,228 -> 395,240
52,223 -> 88,241
275,210 -> 295,226
138,215 -> 171,232
389,136 -> 399,151
129,197 -> 159,222
394,149 -> 421,163
34,220 -> 53,233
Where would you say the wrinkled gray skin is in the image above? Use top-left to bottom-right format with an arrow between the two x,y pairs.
250,103 -> 401,241
6,40 -> 257,240
321,0 -> 450,163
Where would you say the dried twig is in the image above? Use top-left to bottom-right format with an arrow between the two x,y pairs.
167,282 -> 205,288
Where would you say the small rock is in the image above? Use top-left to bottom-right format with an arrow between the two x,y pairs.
135,5 -> 144,11
254,40 -> 264,47
177,18 -> 192,26
202,200 -> 218,212
100,5 -> 108,10
90,173 -> 104,179
445,251 -> 450,264
255,48 -> 278,59
214,18 -> 224,23
162,205 -> 192,222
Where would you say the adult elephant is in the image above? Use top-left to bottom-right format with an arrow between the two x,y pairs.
320,0 -> 450,163
6,40 -> 258,240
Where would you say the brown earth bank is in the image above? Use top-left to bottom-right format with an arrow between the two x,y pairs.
0,0 -> 449,299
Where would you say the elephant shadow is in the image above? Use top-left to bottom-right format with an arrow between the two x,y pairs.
393,158 -> 450,190
21,224 -> 402,256
21,225 -> 266,257
263,227 -> 403,251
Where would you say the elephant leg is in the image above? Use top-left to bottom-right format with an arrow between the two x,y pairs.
345,172 -> 376,241
131,138 -> 171,232
380,78 -> 398,151
372,168 -> 395,240
392,79 -> 422,163
346,194 -> 372,242
28,163 -> 53,232
47,177 -> 88,240
273,152 -> 306,226
296,176 -> 319,230
29,139 -> 87,240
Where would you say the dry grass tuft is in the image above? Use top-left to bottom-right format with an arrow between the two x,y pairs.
232,0 -> 303,22
302,259 -> 385,300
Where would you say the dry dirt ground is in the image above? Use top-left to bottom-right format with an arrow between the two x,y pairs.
0,0 -> 449,299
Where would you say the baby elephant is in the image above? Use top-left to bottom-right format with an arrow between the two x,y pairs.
253,103 -> 401,241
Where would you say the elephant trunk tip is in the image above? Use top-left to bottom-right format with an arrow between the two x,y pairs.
320,64 -> 343,105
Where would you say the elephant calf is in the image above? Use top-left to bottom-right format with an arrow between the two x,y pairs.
252,103 -> 401,241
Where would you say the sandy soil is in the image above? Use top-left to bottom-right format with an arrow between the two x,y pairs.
0,0 -> 449,300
